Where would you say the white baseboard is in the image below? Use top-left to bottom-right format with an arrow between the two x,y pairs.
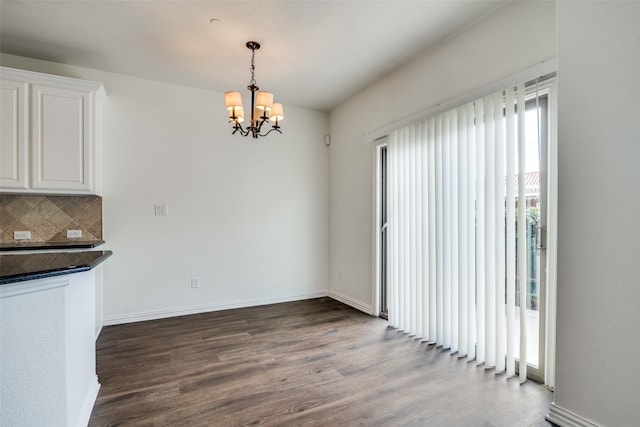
103,290 -> 328,326
328,289 -> 373,315
546,402 -> 601,427
76,377 -> 100,427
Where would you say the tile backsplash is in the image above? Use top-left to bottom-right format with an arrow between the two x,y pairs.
0,195 -> 102,244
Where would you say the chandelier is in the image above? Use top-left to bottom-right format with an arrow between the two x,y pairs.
224,41 -> 284,138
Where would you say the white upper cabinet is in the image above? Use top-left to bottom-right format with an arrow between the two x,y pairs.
31,83 -> 92,192
0,77 -> 28,189
0,67 -> 105,195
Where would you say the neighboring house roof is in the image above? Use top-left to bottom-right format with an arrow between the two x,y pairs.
505,171 -> 540,196
523,171 -> 540,196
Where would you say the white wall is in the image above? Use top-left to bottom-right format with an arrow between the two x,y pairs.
0,53 -> 330,323
549,2 -> 640,426
328,1 -> 556,310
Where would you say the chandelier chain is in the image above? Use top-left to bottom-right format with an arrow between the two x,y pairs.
249,49 -> 256,86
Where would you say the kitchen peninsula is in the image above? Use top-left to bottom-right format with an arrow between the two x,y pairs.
0,250 -> 112,427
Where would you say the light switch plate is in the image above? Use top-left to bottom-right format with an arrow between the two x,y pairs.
155,204 -> 168,216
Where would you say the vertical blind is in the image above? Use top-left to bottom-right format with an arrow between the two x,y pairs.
387,83 -> 529,381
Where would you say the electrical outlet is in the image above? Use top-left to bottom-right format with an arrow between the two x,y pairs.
67,229 -> 82,238
155,204 -> 168,216
14,231 -> 32,240
191,277 -> 200,289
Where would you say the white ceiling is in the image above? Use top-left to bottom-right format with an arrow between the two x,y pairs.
0,1 -> 508,112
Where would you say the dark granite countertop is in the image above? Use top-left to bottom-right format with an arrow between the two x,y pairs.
0,240 -> 105,252
0,250 -> 113,285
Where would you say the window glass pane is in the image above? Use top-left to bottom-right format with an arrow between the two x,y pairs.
515,101 -> 543,368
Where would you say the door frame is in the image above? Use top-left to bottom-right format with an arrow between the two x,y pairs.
373,138 -> 388,319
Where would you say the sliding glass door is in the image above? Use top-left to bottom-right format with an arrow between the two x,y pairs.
374,78 -> 556,384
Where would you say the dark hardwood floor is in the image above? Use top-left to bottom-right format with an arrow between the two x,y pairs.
89,297 -> 552,426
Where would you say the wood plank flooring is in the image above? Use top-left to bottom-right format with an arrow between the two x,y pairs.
89,297 -> 552,426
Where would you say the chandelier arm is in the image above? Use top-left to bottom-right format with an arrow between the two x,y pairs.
232,122 -> 250,137
254,114 -> 269,134
258,127 -> 283,137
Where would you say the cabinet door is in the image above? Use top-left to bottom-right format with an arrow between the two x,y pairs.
0,78 -> 29,189
31,84 -> 93,192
